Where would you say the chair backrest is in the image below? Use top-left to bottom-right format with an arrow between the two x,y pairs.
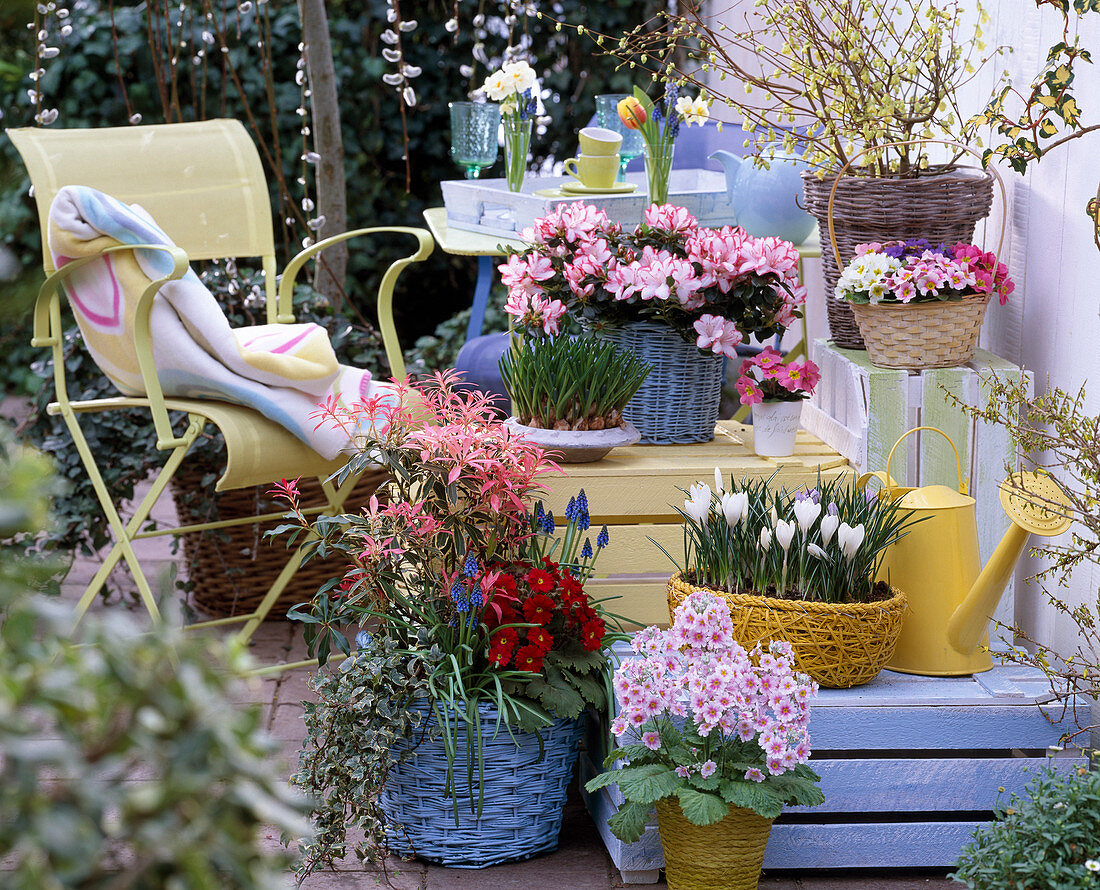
8,119 -> 276,277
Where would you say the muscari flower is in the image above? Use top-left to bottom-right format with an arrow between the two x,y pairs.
541,510 -> 556,534
463,553 -> 479,577
597,525 -> 610,549
581,538 -> 593,559
576,489 -> 590,530
450,579 -> 470,613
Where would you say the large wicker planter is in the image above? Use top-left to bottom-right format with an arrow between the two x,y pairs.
849,290 -> 992,370
171,465 -> 388,619
382,702 -> 584,868
801,167 -> 995,349
655,797 -> 773,890
667,573 -> 907,688
598,321 -> 724,445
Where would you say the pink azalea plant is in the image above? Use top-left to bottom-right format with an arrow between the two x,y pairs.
835,239 -> 1015,306
735,346 -> 821,406
499,202 -> 806,357
584,591 -> 823,840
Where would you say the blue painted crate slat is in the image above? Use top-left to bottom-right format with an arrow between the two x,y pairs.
586,649 -> 1087,883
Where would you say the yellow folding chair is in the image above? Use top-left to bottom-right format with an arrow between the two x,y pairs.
8,119 -> 432,663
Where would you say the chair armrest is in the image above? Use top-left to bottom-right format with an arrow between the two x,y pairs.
278,226 -> 434,380
35,243 -> 192,451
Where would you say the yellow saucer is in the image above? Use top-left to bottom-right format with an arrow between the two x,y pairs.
558,181 -> 638,195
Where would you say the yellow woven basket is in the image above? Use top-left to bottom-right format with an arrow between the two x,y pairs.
849,290 -> 991,370
655,798 -> 773,890
667,573 -> 907,688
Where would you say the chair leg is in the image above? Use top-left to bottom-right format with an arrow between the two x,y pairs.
233,467 -> 365,646
63,406 -> 203,633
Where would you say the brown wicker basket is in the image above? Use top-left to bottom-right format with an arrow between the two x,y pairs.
655,797 -> 773,890
667,573 -> 907,689
849,290 -> 992,369
802,148 -> 996,349
171,466 -> 389,619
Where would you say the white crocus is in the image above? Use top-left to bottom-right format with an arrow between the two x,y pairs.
684,483 -> 712,527
721,491 -> 749,527
807,542 -> 829,560
775,519 -> 796,553
819,513 -> 840,547
759,527 -> 772,550
793,498 -> 821,535
769,506 -> 779,528
837,522 -> 866,563
714,466 -> 724,494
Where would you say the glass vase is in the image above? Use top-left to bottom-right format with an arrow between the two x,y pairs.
502,117 -> 532,192
644,142 -> 675,205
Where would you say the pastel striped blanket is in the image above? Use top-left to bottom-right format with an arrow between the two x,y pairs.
48,185 -> 395,460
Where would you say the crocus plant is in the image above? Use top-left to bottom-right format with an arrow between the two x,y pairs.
584,591 -> 823,841
836,240 -> 1015,306
500,202 -> 805,356
735,346 -> 821,406
670,472 -> 917,604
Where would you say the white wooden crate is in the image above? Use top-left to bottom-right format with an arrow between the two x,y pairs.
802,339 -> 1031,630
441,169 -> 733,238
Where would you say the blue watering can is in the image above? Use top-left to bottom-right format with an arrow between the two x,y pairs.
709,147 -> 815,245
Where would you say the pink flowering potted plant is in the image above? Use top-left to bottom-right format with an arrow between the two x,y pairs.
835,239 -> 1015,370
584,591 -> 824,890
499,201 -> 806,444
734,346 -> 821,458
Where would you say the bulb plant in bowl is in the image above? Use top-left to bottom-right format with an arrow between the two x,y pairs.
499,330 -> 651,462
735,346 -> 821,458
663,472 -> 918,687
585,591 -> 824,890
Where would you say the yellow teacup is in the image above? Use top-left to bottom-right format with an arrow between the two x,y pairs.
578,126 -> 623,156
563,154 -> 620,189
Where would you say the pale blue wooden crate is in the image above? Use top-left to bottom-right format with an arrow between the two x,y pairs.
582,641 -> 1087,883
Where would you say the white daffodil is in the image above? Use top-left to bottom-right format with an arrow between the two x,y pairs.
721,491 -> 749,527
759,526 -> 772,550
793,497 -> 821,535
775,519 -> 796,553
684,482 -> 712,526
714,466 -> 724,494
819,513 -> 840,547
837,522 -> 866,562
503,59 -> 537,92
807,542 -> 829,560
482,70 -> 511,101
675,94 -> 711,126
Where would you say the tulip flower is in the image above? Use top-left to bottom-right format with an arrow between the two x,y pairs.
617,95 -> 647,130
684,482 -> 711,526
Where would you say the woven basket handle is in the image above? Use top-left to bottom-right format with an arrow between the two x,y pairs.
825,138 -> 1008,270
885,426 -> 968,497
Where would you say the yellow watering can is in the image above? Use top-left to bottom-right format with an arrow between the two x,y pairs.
858,427 -> 1073,676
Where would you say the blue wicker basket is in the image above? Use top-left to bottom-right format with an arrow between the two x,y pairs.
599,320 -> 724,444
381,701 -> 584,868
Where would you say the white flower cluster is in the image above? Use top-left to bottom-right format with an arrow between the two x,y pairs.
674,95 -> 711,126
834,251 -> 901,304
481,59 -> 537,103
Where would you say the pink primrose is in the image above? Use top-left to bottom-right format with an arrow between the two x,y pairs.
745,767 -> 766,783
642,731 -> 662,750
699,759 -> 718,779
735,377 -> 764,407
675,765 -> 692,778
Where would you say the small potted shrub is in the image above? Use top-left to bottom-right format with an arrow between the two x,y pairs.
952,759 -> 1100,890
499,332 -> 650,462
277,371 -> 618,873
585,591 -> 824,890
664,472 -> 917,687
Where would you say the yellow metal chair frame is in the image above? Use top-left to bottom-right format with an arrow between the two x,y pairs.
8,120 -> 431,663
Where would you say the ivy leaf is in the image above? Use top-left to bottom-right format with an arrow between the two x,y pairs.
676,787 -> 730,826
1059,96 -> 1082,127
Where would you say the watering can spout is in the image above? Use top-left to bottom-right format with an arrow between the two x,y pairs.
945,523 -> 1031,655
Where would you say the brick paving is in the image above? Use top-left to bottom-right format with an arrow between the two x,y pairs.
1,390 -> 958,890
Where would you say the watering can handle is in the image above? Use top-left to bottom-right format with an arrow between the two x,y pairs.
854,470 -> 898,495
885,426 -> 969,496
